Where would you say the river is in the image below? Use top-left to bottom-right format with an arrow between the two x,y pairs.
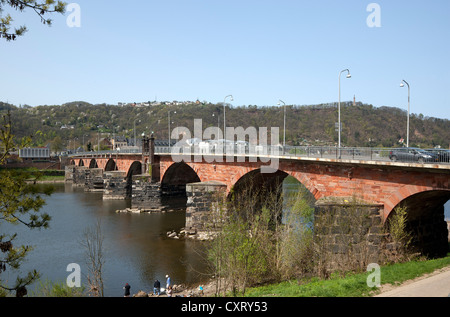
2,181 -> 450,297
2,183 -> 208,297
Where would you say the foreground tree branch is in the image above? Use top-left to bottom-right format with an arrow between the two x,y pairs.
0,111 -> 53,297
0,0 -> 66,41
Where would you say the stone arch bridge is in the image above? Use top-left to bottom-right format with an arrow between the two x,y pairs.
67,141 -> 450,258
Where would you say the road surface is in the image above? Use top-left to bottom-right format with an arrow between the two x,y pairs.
375,266 -> 450,297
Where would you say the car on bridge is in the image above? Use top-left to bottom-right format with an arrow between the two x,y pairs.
425,148 -> 450,163
389,148 -> 439,163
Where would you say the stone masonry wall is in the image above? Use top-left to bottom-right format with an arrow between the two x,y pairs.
185,181 -> 227,232
314,200 -> 386,271
72,166 -> 88,187
65,165 -> 75,182
84,168 -> 104,192
103,171 -> 127,200
131,175 -> 163,211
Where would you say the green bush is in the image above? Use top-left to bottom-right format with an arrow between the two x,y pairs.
31,279 -> 85,297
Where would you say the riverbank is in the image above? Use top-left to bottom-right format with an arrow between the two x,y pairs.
34,179 -> 65,183
128,255 -> 450,297
1,167 -> 66,184
241,252 -> 450,297
135,250 -> 450,298
130,278 -> 226,298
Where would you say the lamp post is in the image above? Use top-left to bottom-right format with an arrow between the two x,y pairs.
400,80 -> 410,148
277,100 -> 286,149
73,137 -> 78,153
168,110 -> 176,148
338,69 -> 351,158
83,134 -> 88,151
134,119 -> 141,147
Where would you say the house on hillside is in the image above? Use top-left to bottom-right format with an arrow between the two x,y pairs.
112,136 -> 128,150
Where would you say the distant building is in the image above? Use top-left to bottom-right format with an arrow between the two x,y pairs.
112,136 -> 128,150
19,147 -> 50,161
97,138 -> 112,150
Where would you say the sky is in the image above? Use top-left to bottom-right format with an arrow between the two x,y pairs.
1,0 -> 449,119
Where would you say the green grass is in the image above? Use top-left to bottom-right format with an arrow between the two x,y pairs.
242,253 -> 450,297
35,175 -> 65,181
0,167 -> 65,182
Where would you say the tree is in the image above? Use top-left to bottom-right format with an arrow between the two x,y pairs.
80,220 -> 105,297
51,135 -> 63,154
206,178 -> 315,296
0,0 -> 66,41
0,112 -> 52,297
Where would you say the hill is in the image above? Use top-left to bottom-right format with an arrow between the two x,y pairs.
1,101 -> 449,151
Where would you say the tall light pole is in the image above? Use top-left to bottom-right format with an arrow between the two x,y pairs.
168,110 -> 176,148
83,134 -> 88,151
223,95 -> 233,141
277,100 -> 286,149
73,137 -> 78,153
134,119 -> 141,147
338,69 -> 351,158
400,80 -> 410,148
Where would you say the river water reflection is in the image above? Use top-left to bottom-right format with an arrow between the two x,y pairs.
3,183 -> 208,297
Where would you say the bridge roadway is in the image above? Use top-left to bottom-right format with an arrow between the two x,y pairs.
71,145 -> 450,166
71,145 -> 450,172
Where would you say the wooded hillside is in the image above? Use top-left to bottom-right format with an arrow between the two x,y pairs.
1,101 -> 449,151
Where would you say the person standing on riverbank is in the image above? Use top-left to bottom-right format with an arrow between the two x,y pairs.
166,274 -> 171,289
154,280 -> 161,296
123,283 -> 131,297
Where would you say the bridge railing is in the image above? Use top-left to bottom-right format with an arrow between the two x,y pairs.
69,145 -> 450,165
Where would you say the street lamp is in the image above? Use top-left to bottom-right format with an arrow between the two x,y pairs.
168,110 -> 176,148
338,69 -> 351,158
223,95 -> 233,141
73,137 -> 78,153
134,119 -> 141,147
83,134 -> 88,151
277,100 -> 286,149
400,80 -> 410,148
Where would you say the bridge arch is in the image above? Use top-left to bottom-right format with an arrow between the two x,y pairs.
384,185 -> 450,219
125,161 -> 143,198
89,159 -> 98,169
78,159 -> 85,167
161,162 -> 201,196
386,189 -> 450,258
105,159 -> 117,171
230,168 -> 316,222
126,161 -> 143,179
